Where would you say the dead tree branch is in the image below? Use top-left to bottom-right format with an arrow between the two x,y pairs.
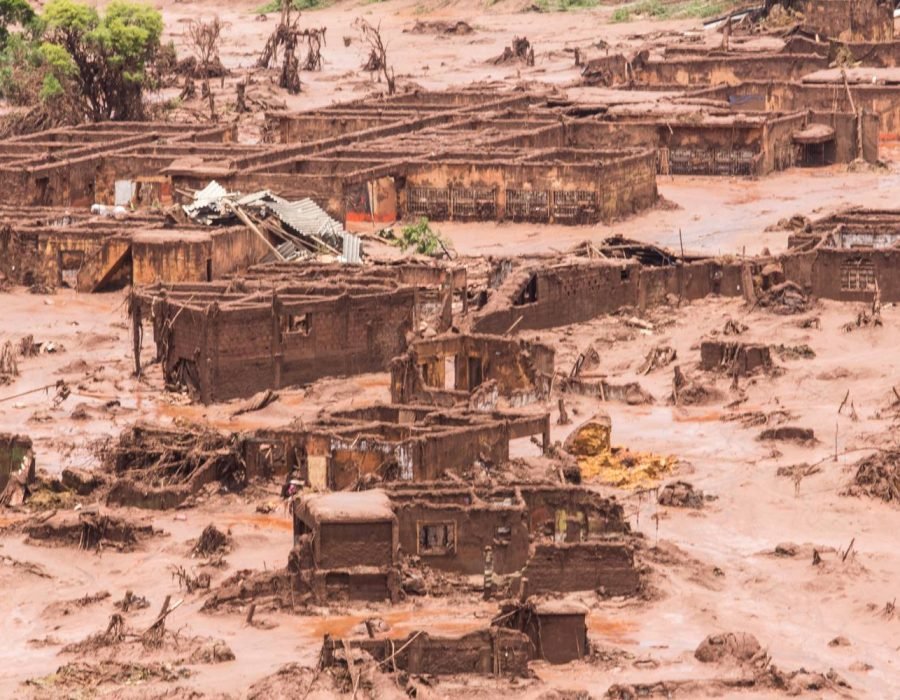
354,18 -> 395,95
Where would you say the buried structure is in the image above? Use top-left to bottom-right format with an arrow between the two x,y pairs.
244,404 -> 551,488
4,86 -> 883,232
289,483 -> 639,603
132,261 -> 465,402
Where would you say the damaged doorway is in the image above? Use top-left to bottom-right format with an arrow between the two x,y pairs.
58,250 -> 84,289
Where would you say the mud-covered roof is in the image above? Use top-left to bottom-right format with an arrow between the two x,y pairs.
300,490 -> 394,523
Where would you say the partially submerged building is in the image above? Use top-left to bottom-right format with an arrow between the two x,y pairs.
389,332 -> 555,408
0,93 -> 660,226
292,490 -> 400,602
244,404 -> 551,488
133,262 -> 465,402
0,207 -> 269,291
784,208 -> 900,301
290,483 -> 640,602
469,242 -> 750,333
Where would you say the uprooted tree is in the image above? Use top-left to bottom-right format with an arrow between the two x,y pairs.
185,16 -> 225,121
258,0 -> 325,95
354,17 -> 394,95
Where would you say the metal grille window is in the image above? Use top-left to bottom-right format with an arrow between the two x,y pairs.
450,188 -> 496,220
505,189 -> 550,222
552,190 -> 598,223
840,258 -> 876,292
406,187 -> 450,219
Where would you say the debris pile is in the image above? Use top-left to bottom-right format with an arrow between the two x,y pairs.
658,480 -> 705,508
201,567 -> 295,613
843,449 -> 900,502
0,433 -> 35,506
638,344 -> 676,374
103,424 -> 246,510
24,509 -> 159,551
564,413 -> 676,488
408,20 -> 473,34
758,426 -> 816,443
671,365 -> 722,406
492,36 -> 535,66
695,631 -> 766,666
182,181 -> 360,263
700,340 -> 772,376
192,524 -> 231,558
0,340 -> 18,382
755,282 -> 810,314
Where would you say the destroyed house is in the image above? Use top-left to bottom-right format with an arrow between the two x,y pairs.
782,208 -> 900,302
0,207 -> 268,291
244,404 -> 551,489
384,482 -> 633,584
291,490 -> 400,602
257,90 -> 660,225
494,599 -> 590,664
133,262 -> 465,402
689,77 -> 894,142
390,332 -> 555,408
563,93 -> 879,173
470,245 -> 750,333
0,91 -> 659,225
292,484 -> 639,599
321,628 -> 532,677
791,0 -> 894,42
581,50 -> 829,88
0,122 -> 250,208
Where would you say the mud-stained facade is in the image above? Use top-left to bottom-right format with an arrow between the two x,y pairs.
291,484 -> 640,601
390,333 -> 555,408
133,262 -> 464,403
291,490 -> 400,603
0,434 -> 34,494
245,405 -> 551,488
0,207 -> 268,291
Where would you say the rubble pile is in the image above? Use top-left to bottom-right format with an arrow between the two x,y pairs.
844,449 -> 900,502
755,282 -> 811,315
564,413 -> 676,488
182,181 -> 361,263
103,424 -> 246,510
658,480 -> 705,508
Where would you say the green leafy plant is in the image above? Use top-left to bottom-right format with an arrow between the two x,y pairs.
41,0 -> 164,119
396,217 -> 450,256
612,0 -> 738,22
0,0 -> 36,48
255,0 -> 326,14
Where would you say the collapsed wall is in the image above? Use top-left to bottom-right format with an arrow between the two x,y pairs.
390,333 -> 555,408
133,262 -> 465,403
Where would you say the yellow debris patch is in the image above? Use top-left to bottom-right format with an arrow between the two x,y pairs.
564,417 -> 611,456
578,447 -> 677,489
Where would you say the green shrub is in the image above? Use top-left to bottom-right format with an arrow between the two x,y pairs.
396,218 -> 450,256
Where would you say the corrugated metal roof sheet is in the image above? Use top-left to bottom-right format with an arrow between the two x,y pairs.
266,198 -> 346,242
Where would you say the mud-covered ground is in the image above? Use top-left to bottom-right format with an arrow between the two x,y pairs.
3,284 -> 900,697
2,0 -> 900,696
